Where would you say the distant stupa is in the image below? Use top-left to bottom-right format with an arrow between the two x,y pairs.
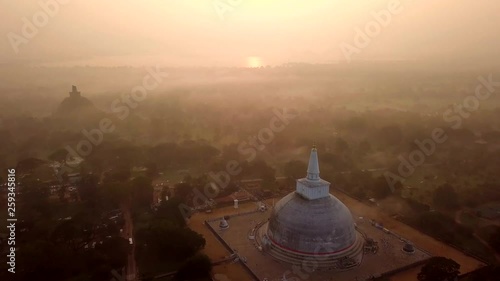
69,85 -> 81,98
56,85 -> 94,116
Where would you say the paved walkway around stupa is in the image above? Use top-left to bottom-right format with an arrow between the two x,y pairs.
206,204 -> 431,281
187,202 -> 260,281
331,190 -> 486,280
329,189 -> 486,278
190,193 -> 485,281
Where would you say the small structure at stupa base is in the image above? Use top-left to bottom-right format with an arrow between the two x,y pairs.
403,242 -> 416,254
219,218 -> 229,229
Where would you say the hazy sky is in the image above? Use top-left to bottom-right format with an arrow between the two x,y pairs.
1,0 -> 499,67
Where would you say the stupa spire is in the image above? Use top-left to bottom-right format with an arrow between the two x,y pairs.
306,145 -> 320,181
69,85 -> 81,98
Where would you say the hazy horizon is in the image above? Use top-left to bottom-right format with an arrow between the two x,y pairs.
2,0 -> 500,67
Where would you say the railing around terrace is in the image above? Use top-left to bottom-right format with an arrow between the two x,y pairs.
204,220 -> 261,281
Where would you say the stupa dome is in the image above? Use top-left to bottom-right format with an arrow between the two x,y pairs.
268,192 -> 357,254
258,146 -> 364,270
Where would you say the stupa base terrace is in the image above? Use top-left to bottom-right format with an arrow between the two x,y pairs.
203,202 -> 432,281
258,222 -> 365,271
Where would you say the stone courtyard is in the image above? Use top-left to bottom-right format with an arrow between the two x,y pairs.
206,205 -> 431,281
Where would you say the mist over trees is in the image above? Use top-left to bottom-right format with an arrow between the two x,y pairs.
1,63 -> 500,279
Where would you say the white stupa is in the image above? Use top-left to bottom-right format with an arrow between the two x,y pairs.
258,146 -> 364,270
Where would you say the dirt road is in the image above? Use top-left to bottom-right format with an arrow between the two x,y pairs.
121,202 -> 137,281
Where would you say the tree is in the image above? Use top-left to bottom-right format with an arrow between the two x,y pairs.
100,182 -> 130,209
371,176 -> 392,199
378,125 -> 403,147
488,227 -> 500,253
16,240 -> 80,281
148,142 -> 179,169
335,137 -> 350,153
79,174 -> 100,205
156,197 -> 188,227
433,184 -> 459,209
50,212 -> 97,251
284,160 -> 307,180
321,152 -> 353,171
104,166 -> 131,183
357,140 -> 372,156
131,176 -> 153,209
463,265 -> 500,281
136,220 -> 205,261
48,148 -> 69,163
145,161 -> 158,178
174,182 -> 194,202
174,253 -> 212,281
342,116 -> 367,132
19,179 -> 51,219
240,160 -> 275,183
417,257 -> 460,281
94,237 -> 128,270
16,157 -> 46,173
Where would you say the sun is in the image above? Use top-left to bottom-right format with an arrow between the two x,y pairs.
246,56 -> 263,68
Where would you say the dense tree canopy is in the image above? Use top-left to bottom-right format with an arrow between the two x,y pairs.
462,265 -> 500,281
433,183 -> 459,209
417,257 -> 460,281
131,175 -> 154,209
488,227 -> 500,253
136,220 -> 205,261
284,160 -> 307,179
4,66 -> 500,280
174,253 -> 212,281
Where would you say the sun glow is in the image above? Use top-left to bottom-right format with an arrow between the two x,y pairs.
246,56 -> 263,68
